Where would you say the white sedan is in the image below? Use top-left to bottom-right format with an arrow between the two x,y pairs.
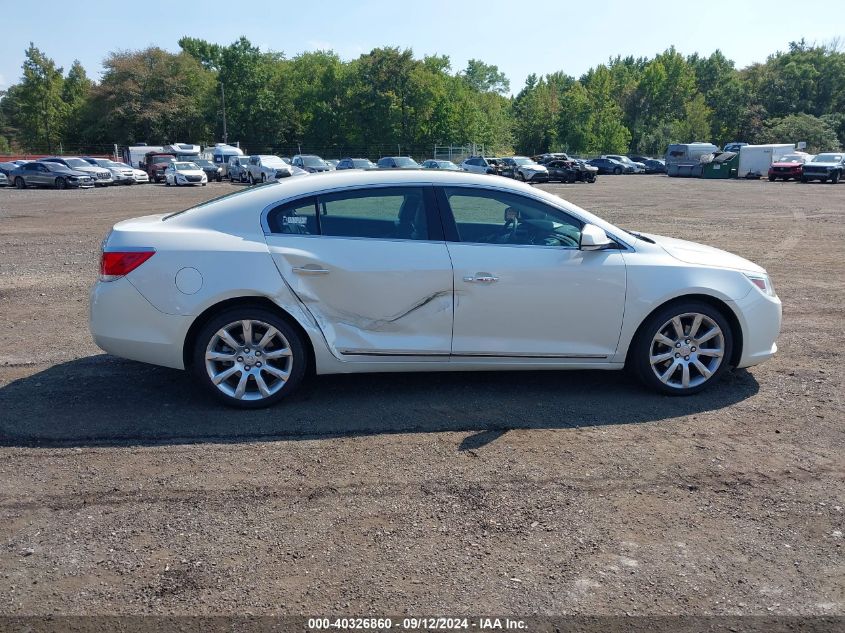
90,170 -> 781,408
164,161 -> 207,187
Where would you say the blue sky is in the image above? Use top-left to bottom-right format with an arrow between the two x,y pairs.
1,1 -> 841,94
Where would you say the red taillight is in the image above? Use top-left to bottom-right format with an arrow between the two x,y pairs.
100,250 -> 155,281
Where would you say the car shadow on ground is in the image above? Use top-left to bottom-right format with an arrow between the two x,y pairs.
0,355 -> 759,448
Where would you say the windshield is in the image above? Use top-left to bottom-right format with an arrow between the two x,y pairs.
302,156 -> 328,168
352,159 -> 373,168
174,162 -> 199,171
64,158 -> 90,168
261,156 -> 287,167
394,157 -> 419,167
438,161 -> 458,169
195,160 -> 214,167
813,154 -> 843,162
779,155 -> 805,163
151,155 -> 173,164
44,162 -> 69,172
512,157 -> 534,166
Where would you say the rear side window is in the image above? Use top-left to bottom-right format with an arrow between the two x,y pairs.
319,187 -> 429,240
267,187 -> 438,241
267,197 -> 318,235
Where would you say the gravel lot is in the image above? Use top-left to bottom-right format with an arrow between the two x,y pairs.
0,176 -> 843,616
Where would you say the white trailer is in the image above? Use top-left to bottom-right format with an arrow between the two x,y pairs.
122,145 -> 164,168
738,144 -> 795,178
209,143 -> 245,178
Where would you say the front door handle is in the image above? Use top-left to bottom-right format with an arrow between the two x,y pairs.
463,273 -> 499,283
292,265 -> 330,275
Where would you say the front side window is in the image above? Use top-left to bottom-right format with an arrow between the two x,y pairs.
442,187 -> 582,248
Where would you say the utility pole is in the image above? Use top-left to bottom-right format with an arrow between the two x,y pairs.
220,82 -> 228,144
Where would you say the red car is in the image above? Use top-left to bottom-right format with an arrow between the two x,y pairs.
768,153 -> 811,182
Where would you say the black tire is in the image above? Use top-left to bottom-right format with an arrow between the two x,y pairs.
248,173 -> 254,185
217,175 -> 222,182
55,177 -> 67,189
15,177 -> 25,189
768,175 -> 776,182
800,176 -> 808,183
630,300 -> 734,396
192,307 -> 307,409
831,171 -> 840,184
614,167 -> 622,175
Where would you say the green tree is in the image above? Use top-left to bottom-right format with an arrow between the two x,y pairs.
461,59 -> 510,94
759,114 -> 840,153
15,43 -> 66,151
62,60 -> 93,147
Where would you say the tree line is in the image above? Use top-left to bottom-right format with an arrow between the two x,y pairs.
0,37 -> 843,158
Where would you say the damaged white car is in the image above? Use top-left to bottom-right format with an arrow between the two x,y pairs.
90,170 -> 781,408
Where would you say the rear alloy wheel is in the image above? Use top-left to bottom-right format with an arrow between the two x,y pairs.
632,302 -> 733,395
193,308 -> 306,408
15,177 -> 25,189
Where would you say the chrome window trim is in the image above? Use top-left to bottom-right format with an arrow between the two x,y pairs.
260,180 -> 635,252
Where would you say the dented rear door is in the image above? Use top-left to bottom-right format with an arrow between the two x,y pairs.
264,186 -> 454,357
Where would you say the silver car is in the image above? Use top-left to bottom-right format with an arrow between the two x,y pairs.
41,157 -> 114,186
83,158 -> 135,184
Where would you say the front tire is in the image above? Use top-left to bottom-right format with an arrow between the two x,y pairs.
768,175 -> 776,182
614,167 -> 622,175
831,171 -> 840,184
15,177 -> 25,189
192,308 -> 307,408
631,301 -> 733,395
248,173 -> 255,185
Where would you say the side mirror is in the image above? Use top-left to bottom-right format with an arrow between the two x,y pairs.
580,224 -> 613,251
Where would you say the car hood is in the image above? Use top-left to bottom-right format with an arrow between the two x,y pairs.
175,170 -> 205,177
804,161 -> 840,168
521,164 -> 547,171
771,161 -> 802,168
643,233 -> 765,274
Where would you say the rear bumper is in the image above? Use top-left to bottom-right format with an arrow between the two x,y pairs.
90,277 -> 191,369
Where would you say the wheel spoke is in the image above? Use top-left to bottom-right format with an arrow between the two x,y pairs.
696,327 -> 720,344
257,326 -> 279,349
206,351 -> 236,362
263,348 -> 291,360
671,317 -> 684,340
689,314 -> 704,339
212,365 -> 240,385
233,372 -> 249,399
650,351 -> 675,364
655,333 -> 675,347
659,360 -> 679,384
263,364 -> 290,381
254,373 -> 272,398
697,348 -> 723,358
681,363 -> 691,388
217,328 -> 241,351
241,320 -> 253,346
693,359 -> 712,379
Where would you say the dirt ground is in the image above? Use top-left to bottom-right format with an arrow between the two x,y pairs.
0,176 -> 842,617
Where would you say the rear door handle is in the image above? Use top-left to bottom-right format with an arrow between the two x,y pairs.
292,266 -> 330,275
463,273 -> 499,283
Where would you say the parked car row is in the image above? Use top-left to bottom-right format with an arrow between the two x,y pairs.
0,157 -> 149,189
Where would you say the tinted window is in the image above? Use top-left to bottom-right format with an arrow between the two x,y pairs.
268,197 -> 318,235
319,187 -> 429,240
442,187 -> 582,248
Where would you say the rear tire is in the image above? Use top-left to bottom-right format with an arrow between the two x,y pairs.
768,175 -> 776,182
15,177 -> 25,189
831,171 -> 840,184
614,167 -> 622,175
800,176 -> 808,183
192,307 -> 307,409
630,300 -> 734,396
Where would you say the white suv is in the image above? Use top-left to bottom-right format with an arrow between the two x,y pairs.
246,155 -> 294,184
460,156 -> 501,175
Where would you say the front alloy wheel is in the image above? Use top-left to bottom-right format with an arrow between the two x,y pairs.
633,302 -> 733,395
193,308 -> 306,408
